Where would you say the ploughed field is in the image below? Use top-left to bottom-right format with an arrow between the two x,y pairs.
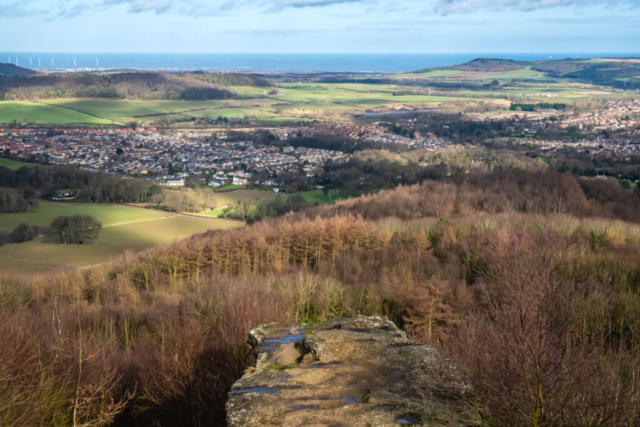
0,202 -> 240,276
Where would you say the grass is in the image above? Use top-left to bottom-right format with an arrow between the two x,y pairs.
0,202 -> 241,275
0,202 -> 171,233
42,99 -> 159,121
210,188 -> 277,206
0,158 -> 38,170
1,74 -> 632,127
132,100 -> 226,113
287,189 -> 350,205
216,184 -> 248,192
391,70 -> 463,79
493,68 -> 546,81
199,208 -> 226,218
0,101 -> 117,125
187,108 -> 277,119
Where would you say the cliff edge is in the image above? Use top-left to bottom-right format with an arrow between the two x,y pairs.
226,316 -> 481,426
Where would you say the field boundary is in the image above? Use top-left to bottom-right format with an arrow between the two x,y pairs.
36,100 -> 122,125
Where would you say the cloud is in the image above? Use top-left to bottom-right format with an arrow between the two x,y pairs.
98,0 -> 366,15
49,2 -> 91,19
221,28 -> 321,36
0,0 -> 44,18
432,0 -> 640,15
102,0 -> 173,14
270,0 -> 364,9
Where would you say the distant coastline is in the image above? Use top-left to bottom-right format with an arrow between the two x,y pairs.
2,53 -> 640,73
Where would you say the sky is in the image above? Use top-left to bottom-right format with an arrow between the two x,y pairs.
1,0 -> 639,53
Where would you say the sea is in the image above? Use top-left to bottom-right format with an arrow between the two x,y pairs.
1,53 -> 639,73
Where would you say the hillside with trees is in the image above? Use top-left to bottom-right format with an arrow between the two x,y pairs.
198,73 -> 273,87
0,62 -> 37,77
0,164 -> 156,203
3,170 -> 640,426
0,72 -> 237,101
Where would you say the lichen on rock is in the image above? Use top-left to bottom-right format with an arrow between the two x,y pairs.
226,316 -> 481,426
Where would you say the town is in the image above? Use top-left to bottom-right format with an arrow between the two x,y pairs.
467,97 -> 640,131
0,122 -> 455,187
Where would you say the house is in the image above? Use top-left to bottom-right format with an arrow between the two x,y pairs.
232,177 -> 249,186
156,177 -> 185,187
208,179 -> 226,187
51,192 -> 77,201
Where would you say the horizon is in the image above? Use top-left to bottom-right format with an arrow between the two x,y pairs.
4,52 -> 640,74
2,52 -> 640,55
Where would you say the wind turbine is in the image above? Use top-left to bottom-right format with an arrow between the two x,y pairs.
7,58 -> 10,64
96,58 -> 99,68
51,58 -> 54,67
38,58 -> 41,68
29,58 -> 32,66
15,58 -> 18,66
74,58 -> 76,68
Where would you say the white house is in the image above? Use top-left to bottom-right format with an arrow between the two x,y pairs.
232,177 -> 249,186
157,177 -> 185,187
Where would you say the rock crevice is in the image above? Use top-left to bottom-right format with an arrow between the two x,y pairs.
226,316 -> 481,426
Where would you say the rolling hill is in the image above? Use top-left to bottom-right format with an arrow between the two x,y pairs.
416,57 -> 640,88
0,72 -> 272,101
0,62 -> 37,77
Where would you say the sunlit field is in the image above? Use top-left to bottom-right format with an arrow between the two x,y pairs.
0,61 -> 634,126
0,202 -> 241,275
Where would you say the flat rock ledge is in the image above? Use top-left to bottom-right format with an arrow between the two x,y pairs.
226,316 -> 481,427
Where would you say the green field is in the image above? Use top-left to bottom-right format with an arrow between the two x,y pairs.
42,99 -> 159,121
0,69 -> 632,126
0,101 -> 117,125
188,108 -> 277,119
391,70 -> 463,80
287,189 -> 347,204
0,202 -> 172,232
199,208 -> 227,218
131,100 -> 225,113
210,188 -> 277,205
0,202 -> 240,275
493,68 -> 546,81
0,158 -> 38,170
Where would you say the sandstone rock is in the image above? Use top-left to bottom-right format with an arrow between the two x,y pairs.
226,316 -> 481,427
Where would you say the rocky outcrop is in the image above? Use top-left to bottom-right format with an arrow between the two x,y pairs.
226,316 -> 481,426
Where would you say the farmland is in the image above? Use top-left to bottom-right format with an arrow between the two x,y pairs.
0,101 -> 117,125
0,58 -> 636,126
0,202 -> 173,232
0,202 -> 240,275
205,188 -> 278,208
0,157 -> 37,170
42,99 -> 159,120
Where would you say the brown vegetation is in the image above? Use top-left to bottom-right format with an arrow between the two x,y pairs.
2,171 -> 640,426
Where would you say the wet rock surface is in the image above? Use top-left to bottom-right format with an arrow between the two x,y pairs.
226,316 -> 481,426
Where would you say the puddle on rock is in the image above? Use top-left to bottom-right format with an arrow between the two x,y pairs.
266,329 -> 306,344
277,376 -> 293,381
309,361 -> 343,369
343,397 -> 363,403
237,387 -> 280,395
395,415 -> 421,425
